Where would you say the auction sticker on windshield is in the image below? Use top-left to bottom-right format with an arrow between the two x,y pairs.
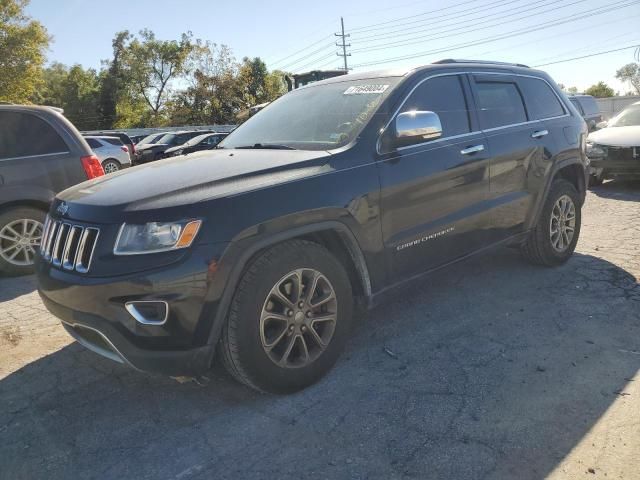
343,85 -> 390,95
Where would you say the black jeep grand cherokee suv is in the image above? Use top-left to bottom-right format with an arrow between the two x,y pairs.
37,61 -> 588,393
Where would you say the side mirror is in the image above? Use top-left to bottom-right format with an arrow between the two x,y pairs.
395,111 -> 442,145
595,120 -> 608,130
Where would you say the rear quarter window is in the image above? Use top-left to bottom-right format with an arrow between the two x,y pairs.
0,111 -> 69,160
579,96 -> 600,116
103,138 -> 123,146
85,138 -> 102,149
518,77 -> 565,120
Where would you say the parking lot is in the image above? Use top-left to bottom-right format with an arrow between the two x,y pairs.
0,181 -> 638,480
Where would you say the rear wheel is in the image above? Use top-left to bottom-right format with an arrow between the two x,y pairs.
102,159 -> 120,174
521,179 -> 581,266
219,240 -> 353,393
0,207 -> 45,276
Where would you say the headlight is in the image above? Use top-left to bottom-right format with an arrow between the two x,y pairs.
114,220 -> 202,255
586,142 -> 606,158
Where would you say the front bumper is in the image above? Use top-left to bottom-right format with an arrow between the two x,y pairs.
588,145 -> 640,179
36,243 -> 227,376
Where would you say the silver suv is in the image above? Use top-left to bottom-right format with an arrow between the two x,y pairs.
0,105 -> 104,275
84,136 -> 132,173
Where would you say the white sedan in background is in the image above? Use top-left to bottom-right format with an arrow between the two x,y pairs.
84,136 -> 132,174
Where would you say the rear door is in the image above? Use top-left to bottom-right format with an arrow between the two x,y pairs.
0,111 -> 80,205
377,73 -> 491,282
470,73 -> 555,241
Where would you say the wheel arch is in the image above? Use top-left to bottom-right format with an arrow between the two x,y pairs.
205,221 -> 372,353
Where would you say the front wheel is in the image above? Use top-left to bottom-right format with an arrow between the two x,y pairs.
521,179 -> 581,266
219,240 -> 354,393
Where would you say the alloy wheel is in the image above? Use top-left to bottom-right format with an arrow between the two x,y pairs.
103,161 -> 119,174
0,219 -> 43,266
549,194 -> 576,252
260,268 -> 338,368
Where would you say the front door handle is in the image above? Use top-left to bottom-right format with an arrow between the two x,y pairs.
531,129 -> 549,138
460,144 -> 485,155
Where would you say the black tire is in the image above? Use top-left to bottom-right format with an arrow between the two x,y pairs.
0,206 -> 46,276
589,173 -> 604,187
102,159 -> 120,174
219,240 -> 354,393
521,179 -> 581,266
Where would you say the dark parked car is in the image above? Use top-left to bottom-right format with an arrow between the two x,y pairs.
37,61 -> 588,393
134,131 -> 212,163
0,105 -> 104,275
133,132 -> 168,147
84,131 -> 136,162
568,95 -> 602,131
164,132 -> 229,157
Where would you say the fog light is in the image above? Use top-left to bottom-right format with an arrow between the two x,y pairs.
125,301 -> 169,325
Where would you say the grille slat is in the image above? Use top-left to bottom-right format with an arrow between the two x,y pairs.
41,215 -> 100,273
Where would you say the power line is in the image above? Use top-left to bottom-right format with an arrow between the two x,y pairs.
351,0 -> 588,53
350,0 -> 572,45
292,52 -> 338,73
532,44 -> 639,67
352,0 -> 640,68
335,17 -> 351,71
277,41 -> 336,70
351,0 -> 526,39
269,34 -> 334,68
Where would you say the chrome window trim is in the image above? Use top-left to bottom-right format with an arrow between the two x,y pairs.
0,151 -> 71,162
377,70 -> 572,155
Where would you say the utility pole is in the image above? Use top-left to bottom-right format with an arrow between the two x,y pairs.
335,17 -> 351,71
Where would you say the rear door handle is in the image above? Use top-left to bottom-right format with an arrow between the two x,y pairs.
460,144 -> 485,155
531,129 -> 549,138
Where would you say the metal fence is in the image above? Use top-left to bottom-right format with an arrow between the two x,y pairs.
595,96 -> 640,119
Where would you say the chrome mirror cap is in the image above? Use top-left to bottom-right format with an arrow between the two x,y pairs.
395,110 -> 443,141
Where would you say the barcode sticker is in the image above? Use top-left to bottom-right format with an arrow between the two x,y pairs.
343,85 -> 389,95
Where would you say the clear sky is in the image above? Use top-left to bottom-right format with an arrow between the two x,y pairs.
26,0 -> 640,93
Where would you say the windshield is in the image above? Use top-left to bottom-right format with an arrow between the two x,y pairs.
184,133 -> 212,146
221,77 -> 401,151
156,133 -> 176,144
137,133 -> 162,145
608,104 -> 640,127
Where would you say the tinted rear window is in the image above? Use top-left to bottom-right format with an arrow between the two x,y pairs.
85,138 -> 102,149
569,98 -> 584,115
578,96 -> 599,116
475,80 -> 527,129
518,77 -> 565,120
0,111 -> 68,160
102,137 -> 123,146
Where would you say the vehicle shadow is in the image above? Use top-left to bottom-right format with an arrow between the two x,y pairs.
1,249 -> 638,479
590,179 -> 640,202
0,273 -> 37,302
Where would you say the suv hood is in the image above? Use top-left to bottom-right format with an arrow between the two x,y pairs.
57,149 -> 332,219
588,126 -> 640,147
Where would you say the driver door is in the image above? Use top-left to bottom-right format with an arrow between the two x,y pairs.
377,73 -> 491,282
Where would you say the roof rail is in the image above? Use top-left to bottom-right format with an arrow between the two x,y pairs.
433,59 -> 530,68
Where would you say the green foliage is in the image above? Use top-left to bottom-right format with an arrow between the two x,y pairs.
615,63 -> 640,95
0,0 -> 49,103
584,81 -> 614,98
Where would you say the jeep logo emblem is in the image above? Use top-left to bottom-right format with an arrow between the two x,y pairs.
56,202 -> 69,216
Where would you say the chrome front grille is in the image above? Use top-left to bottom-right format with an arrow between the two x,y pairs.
40,216 -> 99,273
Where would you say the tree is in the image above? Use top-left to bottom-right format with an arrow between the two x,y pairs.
98,31 -> 131,129
615,63 -> 640,95
39,63 -> 102,130
567,86 -> 578,94
0,0 -> 49,103
120,29 -> 193,123
584,81 -> 614,98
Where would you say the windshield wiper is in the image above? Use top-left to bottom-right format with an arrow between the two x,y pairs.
235,143 -> 297,150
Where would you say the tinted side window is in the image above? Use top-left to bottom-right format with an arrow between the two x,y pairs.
0,111 -> 68,160
103,138 -> 123,146
400,75 -> 470,137
580,97 -> 600,116
474,80 -> 527,129
86,138 -> 102,149
569,98 -> 584,115
518,77 -> 565,120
